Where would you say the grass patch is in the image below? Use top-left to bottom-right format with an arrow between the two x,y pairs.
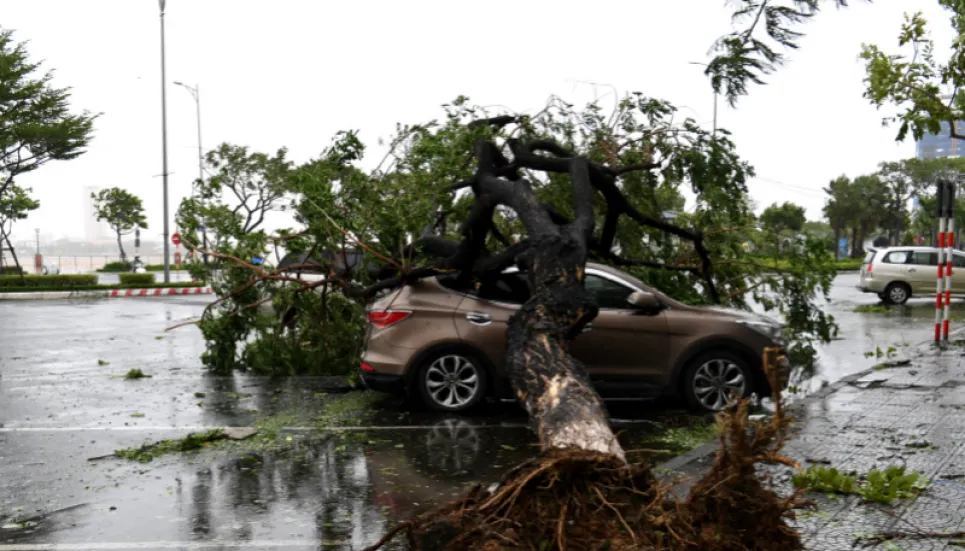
653,421 -> 718,452
123,368 -> 151,380
115,429 -> 227,462
792,465 -> 928,504
854,304 -> 891,313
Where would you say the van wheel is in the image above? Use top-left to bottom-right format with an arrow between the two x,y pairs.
682,351 -> 753,413
416,351 -> 487,412
883,282 -> 910,305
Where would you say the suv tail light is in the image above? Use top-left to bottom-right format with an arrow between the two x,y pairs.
367,310 -> 411,329
867,263 -> 872,274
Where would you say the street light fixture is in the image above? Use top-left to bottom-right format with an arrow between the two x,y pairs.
158,0 -> 171,283
689,61 -> 718,136
173,81 -> 209,267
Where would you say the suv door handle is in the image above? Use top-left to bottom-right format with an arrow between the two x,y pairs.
466,312 -> 492,326
582,323 -> 593,333
908,268 -> 917,272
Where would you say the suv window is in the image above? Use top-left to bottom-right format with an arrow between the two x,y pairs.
882,250 -> 910,264
863,251 -> 876,264
910,251 -> 939,266
954,254 -> 965,268
585,273 -> 636,309
438,272 -> 532,304
477,272 -> 531,304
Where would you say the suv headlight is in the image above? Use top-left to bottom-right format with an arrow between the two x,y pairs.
737,319 -> 784,342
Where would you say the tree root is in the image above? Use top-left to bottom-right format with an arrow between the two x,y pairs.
364,348 -> 806,551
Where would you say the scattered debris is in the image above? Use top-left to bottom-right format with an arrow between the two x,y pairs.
194,392 -> 206,398
97,359 -> 110,366
223,427 -> 258,441
114,429 -> 228,462
122,369 -> 151,380
130,412 -> 145,418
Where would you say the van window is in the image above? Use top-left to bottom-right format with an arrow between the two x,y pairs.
882,251 -> 910,264
910,251 -> 939,266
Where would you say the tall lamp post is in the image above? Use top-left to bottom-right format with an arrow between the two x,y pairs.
689,61 -> 718,135
174,81 -> 209,267
158,0 -> 171,283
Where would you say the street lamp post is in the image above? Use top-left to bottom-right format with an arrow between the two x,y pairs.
174,81 -> 209,267
689,61 -> 718,135
158,0 -> 171,283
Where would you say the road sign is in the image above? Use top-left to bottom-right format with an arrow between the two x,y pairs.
174,251 -> 182,265
171,232 -> 181,246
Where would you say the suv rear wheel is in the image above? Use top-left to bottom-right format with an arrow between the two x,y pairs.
682,350 -> 753,413
883,282 -> 910,305
416,351 -> 488,412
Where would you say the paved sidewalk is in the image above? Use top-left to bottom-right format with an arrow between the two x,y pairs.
663,342 -> 965,550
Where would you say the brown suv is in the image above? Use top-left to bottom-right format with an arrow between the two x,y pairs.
359,263 -> 788,413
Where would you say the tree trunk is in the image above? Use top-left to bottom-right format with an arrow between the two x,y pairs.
117,230 -> 126,261
850,226 -> 859,258
833,227 -> 841,259
4,233 -> 25,284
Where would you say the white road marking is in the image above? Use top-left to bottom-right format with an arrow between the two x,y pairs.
0,423 -> 530,433
0,540 -> 335,550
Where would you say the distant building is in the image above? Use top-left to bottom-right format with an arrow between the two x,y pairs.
915,120 -> 965,159
82,186 -> 112,242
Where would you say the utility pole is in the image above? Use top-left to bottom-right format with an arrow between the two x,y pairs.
174,81 -> 209,267
158,0 -> 171,283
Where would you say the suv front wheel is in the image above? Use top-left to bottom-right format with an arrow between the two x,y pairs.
416,351 -> 488,412
682,351 -> 753,413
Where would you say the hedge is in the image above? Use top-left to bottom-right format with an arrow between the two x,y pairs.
0,282 -> 205,293
98,261 -> 132,272
0,274 -> 98,288
119,273 -> 156,285
0,266 -> 23,275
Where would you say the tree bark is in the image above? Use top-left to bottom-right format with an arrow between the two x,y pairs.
833,227 -> 841,259
116,230 -> 126,261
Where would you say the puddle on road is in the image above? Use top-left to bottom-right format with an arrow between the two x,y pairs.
0,395 -> 708,548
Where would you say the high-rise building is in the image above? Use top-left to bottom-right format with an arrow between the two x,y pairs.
915,120 -> 965,159
83,186 -> 112,242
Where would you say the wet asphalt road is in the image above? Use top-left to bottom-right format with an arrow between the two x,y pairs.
0,273 -> 958,550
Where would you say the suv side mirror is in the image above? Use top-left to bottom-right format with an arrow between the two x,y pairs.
626,292 -> 662,312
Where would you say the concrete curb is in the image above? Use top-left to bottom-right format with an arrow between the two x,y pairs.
654,328 -> 965,474
0,287 -> 212,301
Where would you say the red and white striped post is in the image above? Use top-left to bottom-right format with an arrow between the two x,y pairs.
936,180 -> 957,343
936,213 -> 946,343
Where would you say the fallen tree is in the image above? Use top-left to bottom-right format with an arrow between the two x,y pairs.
173,95 -> 828,549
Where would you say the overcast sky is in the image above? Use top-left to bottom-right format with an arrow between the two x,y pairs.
4,0 -> 951,242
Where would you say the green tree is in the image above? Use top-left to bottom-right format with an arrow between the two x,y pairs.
0,181 -> 38,273
824,175 -> 854,258
91,188 -> 147,261
861,3 -> 965,144
0,28 -> 96,200
849,174 -> 888,257
760,201 -> 806,238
